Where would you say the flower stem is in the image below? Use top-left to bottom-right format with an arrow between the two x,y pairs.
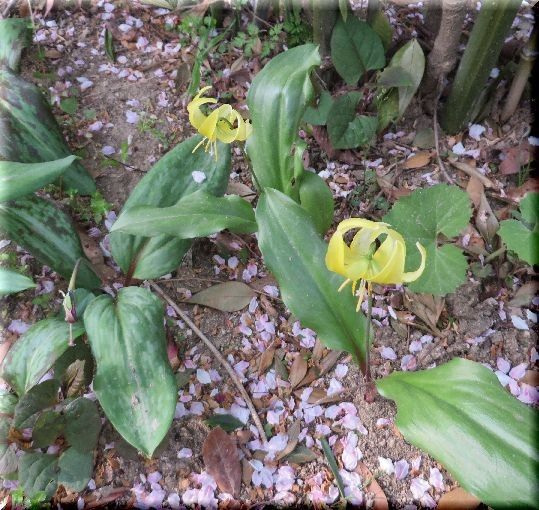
364,289 -> 377,402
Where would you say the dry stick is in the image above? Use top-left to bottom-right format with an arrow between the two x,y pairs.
149,281 -> 269,448
433,77 -> 455,185
0,0 -> 18,18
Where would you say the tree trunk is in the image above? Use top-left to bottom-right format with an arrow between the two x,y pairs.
311,0 -> 338,59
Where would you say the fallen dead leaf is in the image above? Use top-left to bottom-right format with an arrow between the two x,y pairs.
521,370 -> 539,387
466,176 -> 484,208
437,487 -> 481,510
187,281 -> 255,312
450,160 -> 494,188
499,143 -> 532,175
508,281 -> 539,307
475,191 -> 499,247
289,353 -> 308,389
226,181 -> 256,202
404,151 -> 432,169
356,463 -> 389,510
275,420 -> 301,461
404,291 -> 444,335
202,427 -> 241,497
312,339 -> 325,363
319,349 -> 343,376
257,345 -> 276,375
295,366 -> 320,389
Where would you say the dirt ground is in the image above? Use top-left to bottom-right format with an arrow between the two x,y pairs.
0,1 -> 537,509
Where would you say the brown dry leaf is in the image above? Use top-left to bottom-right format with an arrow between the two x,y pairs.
188,281 -> 255,312
241,459 -> 254,486
275,420 -> 301,461
312,339 -> 325,364
450,160 -> 494,188
258,345 -> 276,375
404,151 -> 432,169
77,228 -> 104,266
311,126 -> 337,159
202,427 -> 241,497
460,224 -> 485,255
319,349 -> 343,376
289,353 -> 308,389
475,191 -> 499,246
521,370 -> 539,387
466,176 -> 484,208
356,463 -> 389,510
499,143 -> 532,175
437,487 -> 481,510
294,387 -> 342,405
404,291 -> 444,335
260,294 -> 278,318
45,49 -> 62,59
295,366 -> 320,389
508,281 -> 539,307
226,181 -> 256,202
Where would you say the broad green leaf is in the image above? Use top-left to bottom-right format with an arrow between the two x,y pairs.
32,411 -> 65,448
0,195 -> 101,289
63,398 -> 101,452
53,338 -> 94,390
0,414 -> 18,476
0,156 -> 77,202
369,10 -> 393,51
499,193 -> 539,265
383,184 -> 472,295
19,453 -> 58,498
246,44 -> 320,198
327,92 -> 378,149
0,388 -> 17,414
303,91 -> 334,126
59,97 -> 78,115
0,318 -> 85,395
0,18 -> 31,73
0,69 -> 95,195
256,189 -> 368,369
376,358 -> 539,509
188,281 -> 255,312
377,66 -> 415,88
0,267 -> 35,296
205,414 -> 245,432
84,286 -> 176,457
13,379 -> 59,428
109,135 -> 230,280
330,17 -> 385,85
111,191 -> 256,238
58,448 -> 93,492
298,171 -> 334,234
376,39 -> 425,130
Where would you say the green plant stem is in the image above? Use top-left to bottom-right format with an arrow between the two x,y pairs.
440,0 -> 520,133
363,289 -> 377,402
485,246 -> 506,263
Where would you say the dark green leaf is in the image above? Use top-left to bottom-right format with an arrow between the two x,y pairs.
0,415 -> 18,476
283,444 -> 318,464
246,44 -> 320,198
53,338 -> 94,390
383,184 -> 472,295
0,69 -> 95,195
327,92 -> 377,149
377,358 -> 539,509
298,171 -> 334,234
59,97 -> 78,115
0,195 -> 101,289
13,379 -> 59,428
57,448 -> 93,492
0,18 -> 31,73
377,66 -> 415,88
320,437 -> 345,498
0,267 -> 35,296
19,453 -> 58,498
303,91 -> 334,126
330,17 -> 385,85
64,398 -> 101,452
32,410 -> 65,448
1,318 -> 85,395
205,414 -> 245,432
111,191 -> 256,238
84,287 -> 176,457
256,189 -> 368,368
104,29 -> 115,62
0,388 -> 17,414
0,156 -> 77,202
369,10 -> 393,51
109,135 -> 230,280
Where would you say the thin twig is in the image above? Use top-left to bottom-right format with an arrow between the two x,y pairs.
149,281 -> 269,448
1,0 -> 18,18
433,77 -> 455,184
104,157 -> 144,173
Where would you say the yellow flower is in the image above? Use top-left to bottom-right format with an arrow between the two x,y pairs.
325,218 -> 426,311
187,86 -> 252,158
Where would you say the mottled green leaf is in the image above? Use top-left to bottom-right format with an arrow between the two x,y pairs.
63,397 -> 101,452
377,358 -> 539,509
0,69 -> 95,195
109,135 -> 230,280
383,184 -> 471,295
256,189 -> 368,368
84,287 -> 176,457
19,453 -> 58,498
330,17 -> 385,85
111,191 -> 256,238
58,448 -> 93,492
0,156 -> 77,202
499,192 -> 539,265
0,267 -> 35,296
32,410 -> 65,448
1,318 -> 85,395
246,44 -> 320,198
0,18 -> 31,73
13,379 -> 59,428
0,195 -> 101,289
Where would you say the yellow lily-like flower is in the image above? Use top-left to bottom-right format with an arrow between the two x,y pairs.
187,86 -> 252,158
325,218 -> 426,311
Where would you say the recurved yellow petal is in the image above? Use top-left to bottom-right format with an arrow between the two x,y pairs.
402,242 -> 427,282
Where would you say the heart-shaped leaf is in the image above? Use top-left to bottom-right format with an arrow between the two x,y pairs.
84,286 -> 176,457
303,91 -> 334,126
57,448 -> 93,492
383,184 -> 472,295
13,379 -> 59,428
256,189 -> 368,368
18,453 -> 58,498
376,358 -> 538,509
109,135 -> 230,280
